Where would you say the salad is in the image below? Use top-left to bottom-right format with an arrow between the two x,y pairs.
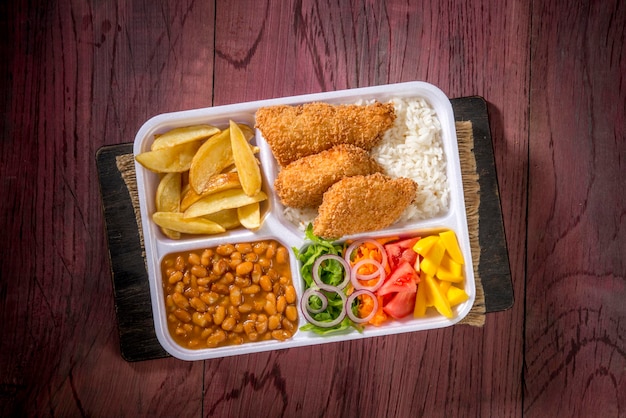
294,224 -> 470,335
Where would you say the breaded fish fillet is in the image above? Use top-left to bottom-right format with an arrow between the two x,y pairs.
255,101 -> 396,166
274,144 -> 384,208
313,173 -> 417,239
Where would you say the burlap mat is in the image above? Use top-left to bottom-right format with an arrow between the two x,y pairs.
115,121 -> 486,326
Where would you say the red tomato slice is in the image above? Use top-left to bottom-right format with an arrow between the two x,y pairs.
383,291 -> 416,319
385,237 -> 419,270
377,261 -> 418,296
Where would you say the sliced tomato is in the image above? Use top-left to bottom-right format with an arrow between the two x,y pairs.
383,291 -> 416,319
385,237 -> 419,270
377,261 -> 418,296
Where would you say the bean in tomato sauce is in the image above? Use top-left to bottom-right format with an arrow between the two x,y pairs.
161,240 -> 299,349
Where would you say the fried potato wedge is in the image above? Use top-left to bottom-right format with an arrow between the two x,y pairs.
151,125 -> 220,151
153,212 -> 225,235
230,120 -> 261,196
237,202 -> 261,229
189,129 -> 234,193
136,141 -> 202,173
204,208 -> 241,230
155,172 -> 182,239
180,173 -> 241,211
184,188 -> 267,218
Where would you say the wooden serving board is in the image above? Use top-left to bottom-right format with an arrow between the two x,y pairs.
96,96 -> 513,362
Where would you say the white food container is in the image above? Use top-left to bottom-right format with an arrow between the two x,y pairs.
134,81 -> 476,361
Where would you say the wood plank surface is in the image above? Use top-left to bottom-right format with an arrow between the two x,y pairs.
525,1 -> 626,416
1,0 -> 623,416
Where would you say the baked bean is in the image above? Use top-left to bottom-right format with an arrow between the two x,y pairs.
188,253 -> 201,266
284,285 -> 297,304
192,312 -> 208,327
212,258 -> 228,275
161,240 -> 299,349
271,330 -> 292,341
172,292 -> 189,309
213,306 -> 226,325
216,244 -> 235,256
229,286 -> 242,306
236,261 -> 254,276
175,255 -> 186,271
235,243 -> 253,254
253,241 -> 268,255
174,309 -> 191,323
276,246 -> 289,264
190,297 -> 208,313
221,316 -> 236,331
266,242 -> 277,259
268,314 -> 281,331
242,284 -> 261,295
256,314 -> 268,334
282,318 -> 296,333
206,330 -> 226,347
191,264 -> 208,278
201,249 -> 212,266
276,295 -> 286,313
259,275 -> 272,292
285,305 -> 298,322
200,291 -> 219,305
238,303 -> 253,313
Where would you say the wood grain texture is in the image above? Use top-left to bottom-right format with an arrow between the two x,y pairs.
0,0 -> 212,415
525,1 -> 626,416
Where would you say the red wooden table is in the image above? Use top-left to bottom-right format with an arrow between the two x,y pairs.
1,1 -> 624,417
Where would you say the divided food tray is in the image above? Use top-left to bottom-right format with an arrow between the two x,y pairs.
134,81 -> 476,361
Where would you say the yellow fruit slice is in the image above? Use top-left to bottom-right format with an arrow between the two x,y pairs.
439,230 -> 464,264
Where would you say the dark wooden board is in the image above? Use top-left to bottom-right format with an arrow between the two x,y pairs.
451,97 -> 514,311
96,96 -> 513,362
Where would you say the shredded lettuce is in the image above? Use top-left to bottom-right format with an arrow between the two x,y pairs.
294,224 -> 359,335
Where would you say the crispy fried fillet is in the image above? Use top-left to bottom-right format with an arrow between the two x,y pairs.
274,144 -> 384,209
255,101 -> 396,166
313,173 -> 417,239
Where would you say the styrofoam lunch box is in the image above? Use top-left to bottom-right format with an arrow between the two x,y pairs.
133,81 -> 476,361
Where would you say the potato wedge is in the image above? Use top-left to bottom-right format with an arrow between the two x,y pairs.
151,125 -> 220,151
237,202 -> 261,229
189,129 -> 234,193
204,208 -> 241,230
136,141 -> 202,173
230,120 -> 261,196
153,212 -> 225,235
184,188 -> 267,218
180,173 -> 241,211
155,172 -> 182,239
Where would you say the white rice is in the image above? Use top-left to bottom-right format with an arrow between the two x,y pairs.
283,97 -> 450,230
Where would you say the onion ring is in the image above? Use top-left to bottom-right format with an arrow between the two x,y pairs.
350,259 -> 386,291
347,289 -> 378,324
312,254 -> 351,290
301,287 -> 347,328
344,239 -> 388,272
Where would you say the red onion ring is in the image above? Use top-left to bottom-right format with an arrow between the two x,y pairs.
350,259 -> 385,291
301,287 -> 347,328
347,289 -> 378,324
312,254 -> 351,290
344,239 -> 388,272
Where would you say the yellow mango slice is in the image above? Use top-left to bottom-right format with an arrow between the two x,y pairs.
447,286 -> 469,307
439,279 -> 452,294
413,235 -> 439,256
420,240 -> 446,276
424,275 -> 453,318
439,230 -> 464,265
436,254 -> 464,283
413,280 -> 429,317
